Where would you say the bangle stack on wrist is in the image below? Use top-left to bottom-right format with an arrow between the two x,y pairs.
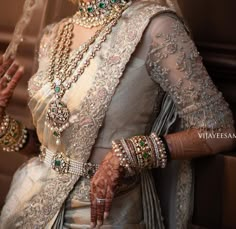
112,132 -> 170,172
0,114 -> 10,138
150,133 -> 168,168
0,114 -> 28,152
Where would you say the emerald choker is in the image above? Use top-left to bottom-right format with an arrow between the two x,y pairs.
72,0 -> 131,28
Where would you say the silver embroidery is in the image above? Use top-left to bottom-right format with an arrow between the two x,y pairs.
67,177 -> 91,202
146,19 -> 234,130
6,174 -> 78,228
176,161 -> 193,229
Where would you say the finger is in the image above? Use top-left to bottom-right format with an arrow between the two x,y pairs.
0,77 -> 8,90
0,58 -> 14,77
7,67 -> 24,91
104,190 -> 114,219
97,199 -> 105,227
0,96 -> 8,109
5,63 -> 20,80
90,184 -> 97,228
104,199 -> 113,219
96,190 -> 107,227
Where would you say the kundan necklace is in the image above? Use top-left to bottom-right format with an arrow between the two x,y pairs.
45,2 -> 130,147
73,0 -> 130,28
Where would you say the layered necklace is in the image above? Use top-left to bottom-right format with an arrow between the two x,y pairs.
45,0 -> 130,147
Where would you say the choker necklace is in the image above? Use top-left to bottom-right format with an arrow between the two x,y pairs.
72,0 -> 131,28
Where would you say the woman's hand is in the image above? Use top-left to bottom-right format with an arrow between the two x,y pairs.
0,55 -> 24,120
90,150 -> 124,228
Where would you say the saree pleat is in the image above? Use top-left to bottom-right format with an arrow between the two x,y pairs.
52,205 -> 65,229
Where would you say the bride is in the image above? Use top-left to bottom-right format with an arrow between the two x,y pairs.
0,0 -> 235,228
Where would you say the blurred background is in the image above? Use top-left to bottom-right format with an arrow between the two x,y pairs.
0,0 -> 236,228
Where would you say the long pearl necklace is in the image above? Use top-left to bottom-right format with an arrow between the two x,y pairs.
45,7 -> 127,147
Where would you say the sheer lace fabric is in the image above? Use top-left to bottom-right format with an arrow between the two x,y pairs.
146,14 -> 234,131
4,0 -> 43,59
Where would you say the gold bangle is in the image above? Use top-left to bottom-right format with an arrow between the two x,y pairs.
0,114 -> 10,138
0,117 -> 28,152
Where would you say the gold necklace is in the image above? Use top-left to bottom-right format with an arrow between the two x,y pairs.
45,12 -> 125,147
72,0 -> 131,28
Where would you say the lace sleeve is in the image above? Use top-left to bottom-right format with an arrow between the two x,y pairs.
146,14 -> 234,131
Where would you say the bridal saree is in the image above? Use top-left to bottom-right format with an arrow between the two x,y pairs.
0,1 -> 233,228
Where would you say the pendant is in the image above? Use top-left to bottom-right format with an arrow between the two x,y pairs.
46,99 -> 70,138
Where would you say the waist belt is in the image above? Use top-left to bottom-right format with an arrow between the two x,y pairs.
39,146 -> 99,178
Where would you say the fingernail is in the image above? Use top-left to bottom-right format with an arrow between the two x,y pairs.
19,66 -> 24,73
97,220 -> 102,226
90,223 -> 95,228
12,63 -> 19,68
104,212 -> 109,219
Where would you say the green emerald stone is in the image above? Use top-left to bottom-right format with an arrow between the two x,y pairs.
143,152 -> 150,159
53,131 -> 59,137
87,6 -> 94,12
55,159 -> 61,167
111,0 -> 117,3
139,141 -> 145,147
58,102 -> 63,107
55,86 -> 60,93
99,2 -> 106,8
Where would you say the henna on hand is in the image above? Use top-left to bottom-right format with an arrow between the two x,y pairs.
0,56 -> 24,119
0,57 -> 14,78
90,150 -> 124,228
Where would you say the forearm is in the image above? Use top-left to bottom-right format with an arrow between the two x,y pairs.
165,127 -> 236,160
112,127 -> 236,172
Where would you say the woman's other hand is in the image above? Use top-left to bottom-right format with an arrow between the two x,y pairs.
0,55 -> 24,120
90,150 -> 124,228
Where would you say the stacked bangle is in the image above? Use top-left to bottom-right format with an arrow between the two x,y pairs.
150,133 -> 168,168
159,135 -> 171,162
112,132 -> 170,172
129,136 -> 153,169
0,114 -> 10,138
112,140 -> 135,175
112,140 -> 132,169
0,115 -> 28,152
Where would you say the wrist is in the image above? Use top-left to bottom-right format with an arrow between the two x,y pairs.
0,116 -> 28,152
112,141 -> 136,176
111,133 -> 170,172
0,114 -> 10,138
